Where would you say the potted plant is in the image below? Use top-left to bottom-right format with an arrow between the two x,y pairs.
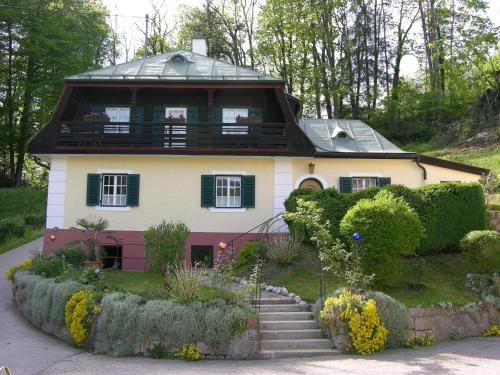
73,216 -> 109,268
83,112 -> 110,122
163,113 -> 186,124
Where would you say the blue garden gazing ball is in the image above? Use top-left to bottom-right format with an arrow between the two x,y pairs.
353,232 -> 361,241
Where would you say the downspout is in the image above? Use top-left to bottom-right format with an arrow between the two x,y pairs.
414,155 -> 427,181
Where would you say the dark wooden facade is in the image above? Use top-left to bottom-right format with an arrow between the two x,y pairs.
29,81 -> 316,156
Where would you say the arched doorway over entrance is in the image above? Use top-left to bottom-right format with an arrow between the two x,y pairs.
298,178 -> 323,191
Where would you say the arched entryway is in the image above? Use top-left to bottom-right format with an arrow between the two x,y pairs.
298,178 -> 323,191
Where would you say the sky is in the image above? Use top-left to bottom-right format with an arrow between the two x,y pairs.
102,0 -> 500,76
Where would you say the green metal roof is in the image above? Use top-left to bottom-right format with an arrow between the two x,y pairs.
299,119 -> 406,153
65,51 -> 282,82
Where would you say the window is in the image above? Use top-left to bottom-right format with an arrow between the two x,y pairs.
216,176 -> 241,208
165,107 -> 187,121
101,174 -> 127,206
105,107 -> 130,134
191,245 -> 213,268
352,177 -> 377,192
222,108 -> 248,135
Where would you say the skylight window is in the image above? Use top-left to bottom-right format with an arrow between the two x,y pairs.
170,54 -> 186,63
331,126 -> 352,139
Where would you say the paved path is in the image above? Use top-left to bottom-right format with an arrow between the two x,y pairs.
1,239 -> 499,375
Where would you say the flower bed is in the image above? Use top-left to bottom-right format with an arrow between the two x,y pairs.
10,270 -> 258,359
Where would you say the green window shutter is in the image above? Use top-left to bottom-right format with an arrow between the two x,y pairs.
339,177 -> 352,193
126,174 -> 140,206
242,175 -> 256,208
90,105 -> 105,114
212,107 -> 222,123
201,175 -> 215,207
134,106 -> 144,135
248,107 -> 263,119
86,174 -> 101,206
377,177 -> 391,187
153,105 -> 165,122
187,106 -> 199,122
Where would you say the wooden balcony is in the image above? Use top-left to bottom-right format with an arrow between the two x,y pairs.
56,121 -> 289,152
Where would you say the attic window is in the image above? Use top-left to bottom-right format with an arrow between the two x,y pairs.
170,54 -> 186,63
336,131 -> 348,138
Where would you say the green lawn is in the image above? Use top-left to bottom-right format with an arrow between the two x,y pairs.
102,270 -> 236,301
0,188 -> 46,254
237,247 -> 480,307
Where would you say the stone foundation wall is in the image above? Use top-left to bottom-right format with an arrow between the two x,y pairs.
407,304 -> 497,341
488,211 -> 500,232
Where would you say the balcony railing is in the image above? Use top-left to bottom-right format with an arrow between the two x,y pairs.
56,121 -> 289,151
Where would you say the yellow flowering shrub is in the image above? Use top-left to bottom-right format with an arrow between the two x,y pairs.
348,300 -> 388,355
5,259 -> 32,281
65,290 -> 101,346
405,333 -> 434,348
174,344 -> 203,361
483,325 -> 500,337
320,290 -> 388,355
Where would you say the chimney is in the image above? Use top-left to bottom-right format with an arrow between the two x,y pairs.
192,32 -> 207,56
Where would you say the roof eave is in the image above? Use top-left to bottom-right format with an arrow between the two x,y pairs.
417,154 -> 489,175
315,152 -> 417,159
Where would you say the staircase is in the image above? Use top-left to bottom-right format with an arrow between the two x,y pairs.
257,295 -> 339,359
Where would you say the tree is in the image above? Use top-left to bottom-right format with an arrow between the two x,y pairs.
0,0 -> 113,186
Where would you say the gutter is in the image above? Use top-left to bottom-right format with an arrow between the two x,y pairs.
414,155 -> 427,180
314,152 -> 418,159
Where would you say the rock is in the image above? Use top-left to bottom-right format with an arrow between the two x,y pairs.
240,279 -> 247,285
294,297 -> 301,303
288,293 -> 296,298
265,286 -> 273,292
280,287 -> 288,295
272,287 -> 281,294
299,301 -> 307,305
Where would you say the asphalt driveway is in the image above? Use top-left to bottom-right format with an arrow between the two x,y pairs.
1,238 -> 499,375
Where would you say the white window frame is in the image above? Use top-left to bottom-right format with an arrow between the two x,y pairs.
215,175 -> 242,208
222,108 -> 248,135
105,107 -> 130,134
101,174 -> 128,207
165,107 -> 187,122
351,177 -> 378,192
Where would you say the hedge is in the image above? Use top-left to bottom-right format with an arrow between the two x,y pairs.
285,182 -> 488,254
414,183 -> 488,253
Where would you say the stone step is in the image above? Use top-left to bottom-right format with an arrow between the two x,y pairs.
261,338 -> 333,351
260,329 -> 324,340
258,304 -> 310,312
255,297 -> 295,305
260,320 -> 318,330
259,312 -> 313,321
260,349 -> 339,359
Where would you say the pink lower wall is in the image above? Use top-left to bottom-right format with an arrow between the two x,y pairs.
43,228 -> 260,271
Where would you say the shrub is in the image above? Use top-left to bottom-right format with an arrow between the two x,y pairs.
340,191 -> 424,286
460,230 -> 500,273
0,216 -> 26,241
234,240 -> 260,269
54,243 -> 87,267
483,325 -> 500,336
415,182 -> 488,253
24,213 -> 45,227
320,290 -> 388,355
164,267 -> 202,303
265,233 -> 301,266
65,290 -> 101,346
30,252 -> 65,278
5,259 -> 32,281
366,291 -> 409,348
174,344 -> 203,361
144,221 -> 190,272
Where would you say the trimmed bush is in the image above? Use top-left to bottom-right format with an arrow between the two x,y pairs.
415,182 -> 488,253
285,182 -> 487,255
340,191 -> 424,286
460,230 -> 500,273
96,293 -> 251,357
366,291 -> 409,348
234,240 -> 259,269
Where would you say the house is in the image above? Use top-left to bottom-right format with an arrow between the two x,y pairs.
28,36 -> 488,270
